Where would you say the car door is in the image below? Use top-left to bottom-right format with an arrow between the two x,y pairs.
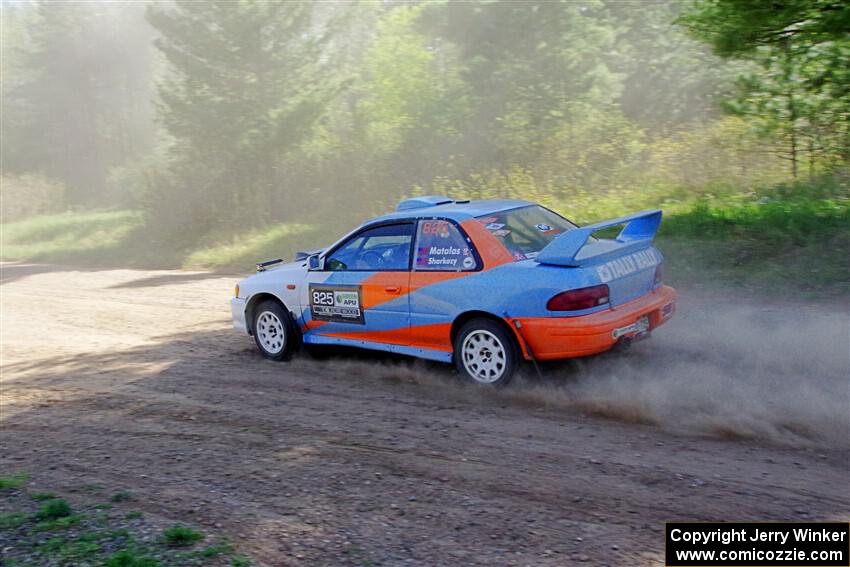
302,222 -> 414,347
408,219 -> 482,353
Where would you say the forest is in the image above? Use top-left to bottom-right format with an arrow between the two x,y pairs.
1,0 -> 848,293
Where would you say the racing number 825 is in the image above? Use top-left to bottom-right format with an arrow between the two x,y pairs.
312,290 -> 335,306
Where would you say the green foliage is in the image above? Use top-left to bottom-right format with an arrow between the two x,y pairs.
60,540 -> 102,561
230,556 -> 252,567
4,3 -> 156,205
183,223 -> 324,269
105,550 -> 162,567
144,2 -> 346,240
33,514 -> 81,531
678,0 -> 849,58
3,491 -> 244,566
0,512 -> 28,530
3,0 -> 847,293
0,210 -> 142,263
0,472 -> 30,490
125,511 -> 144,520
161,524 -> 204,547
663,195 -> 850,245
30,491 -> 56,501
111,491 -> 132,503
657,177 -> 850,295
0,175 -> 65,223
199,542 -> 234,558
38,536 -> 67,553
680,0 -> 850,177
34,499 -> 72,521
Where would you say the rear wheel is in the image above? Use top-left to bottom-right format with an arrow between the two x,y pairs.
252,300 -> 297,361
453,318 -> 518,386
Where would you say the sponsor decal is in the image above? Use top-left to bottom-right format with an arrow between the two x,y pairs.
596,248 -> 660,283
485,222 -> 505,230
423,245 -> 464,266
416,243 -> 475,270
309,284 -> 364,324
535,223 -> 551,232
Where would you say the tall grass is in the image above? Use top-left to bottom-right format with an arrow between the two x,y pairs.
182,223 -> 325,270
1,210 -> 142,263
655,178 -> 849,295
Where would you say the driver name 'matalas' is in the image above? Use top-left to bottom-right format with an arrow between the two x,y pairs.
426,246 -> 463,266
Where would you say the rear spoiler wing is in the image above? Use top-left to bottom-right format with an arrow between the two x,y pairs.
535,209 -> 662,267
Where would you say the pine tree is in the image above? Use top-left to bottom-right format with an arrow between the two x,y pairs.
680,0 -> 850,176
146,1 -> 338,236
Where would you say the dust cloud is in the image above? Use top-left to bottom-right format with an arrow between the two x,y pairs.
305,294 -> 849,447
545,297 -> 850,446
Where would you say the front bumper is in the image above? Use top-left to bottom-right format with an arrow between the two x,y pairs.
513,285 -> 677,360
231,297 -> 248,333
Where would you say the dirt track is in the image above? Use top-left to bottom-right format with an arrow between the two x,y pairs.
1,264 -> 848,566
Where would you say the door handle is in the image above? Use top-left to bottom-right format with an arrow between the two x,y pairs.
384,286 -> 401,294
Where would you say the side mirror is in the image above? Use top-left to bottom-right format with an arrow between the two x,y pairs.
308,254 -> 322,271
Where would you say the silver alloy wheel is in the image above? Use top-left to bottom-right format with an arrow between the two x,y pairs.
257,310 -> 286,354
461,329 -> 507,384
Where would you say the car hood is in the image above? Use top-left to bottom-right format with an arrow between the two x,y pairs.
238,260 -> 306,294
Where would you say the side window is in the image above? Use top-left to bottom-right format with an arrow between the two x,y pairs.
414,220 -> 479,271
325,223 -> 414,271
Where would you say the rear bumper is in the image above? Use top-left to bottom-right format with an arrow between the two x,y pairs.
231,297 -> 248,333
513,285 -> 677,360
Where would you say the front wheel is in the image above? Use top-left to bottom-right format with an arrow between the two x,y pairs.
252,300 -> 297,361
453,319 -> 518,386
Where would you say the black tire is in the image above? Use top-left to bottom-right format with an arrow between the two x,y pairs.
252,300 -> 297,361
453,318 -> 518,386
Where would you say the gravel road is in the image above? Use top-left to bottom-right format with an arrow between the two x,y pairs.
1,263 -> 847,566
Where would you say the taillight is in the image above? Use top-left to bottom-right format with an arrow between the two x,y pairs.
654,263 -> 664,286
547,284 -> 610,311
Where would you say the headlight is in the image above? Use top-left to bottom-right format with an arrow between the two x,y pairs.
234,283 -> 240,298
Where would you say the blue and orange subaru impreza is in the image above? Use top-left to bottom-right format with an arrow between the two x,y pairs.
231,196 -> 676,385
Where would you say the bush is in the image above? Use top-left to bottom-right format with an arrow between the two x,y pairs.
105,550 -> 162,567
0,472 -> 30,490
35,499 -> 72,520
0,175 -> 66,223
161,524 -> 204,547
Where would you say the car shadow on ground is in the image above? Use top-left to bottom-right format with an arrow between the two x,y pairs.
108,271 -> 237,289
0,262 -> 107,285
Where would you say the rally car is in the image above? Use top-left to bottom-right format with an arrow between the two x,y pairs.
231,196 -> 676,386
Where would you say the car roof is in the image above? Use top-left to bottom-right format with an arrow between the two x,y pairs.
369,198 -> 534,224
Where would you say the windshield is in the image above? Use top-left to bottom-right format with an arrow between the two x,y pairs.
476,205 -> 578,261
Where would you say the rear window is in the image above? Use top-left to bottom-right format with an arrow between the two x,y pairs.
477,205 -> 578,261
